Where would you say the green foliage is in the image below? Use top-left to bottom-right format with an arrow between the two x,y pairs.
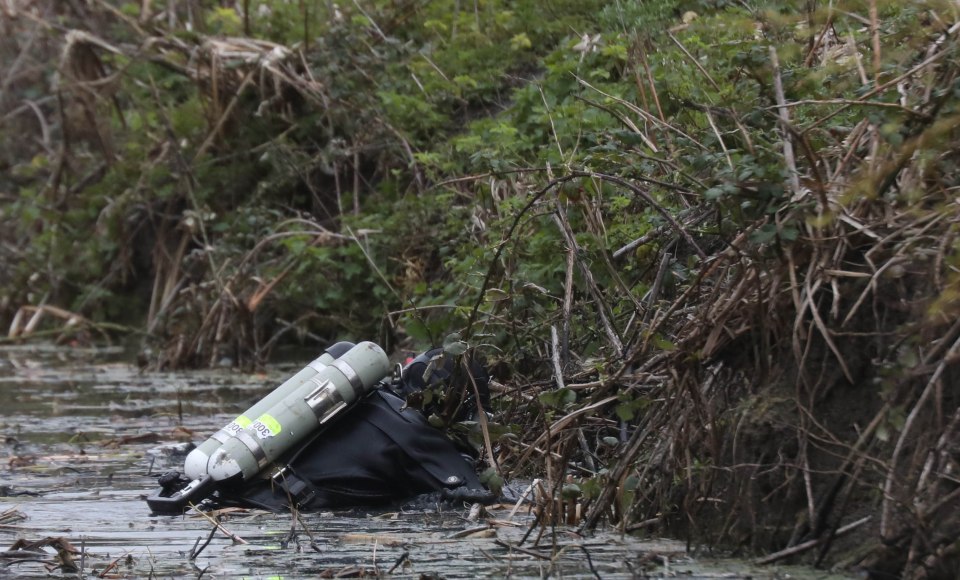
539,388 -> 577,410
207,8 -> 243,36
4,0 -> 957,369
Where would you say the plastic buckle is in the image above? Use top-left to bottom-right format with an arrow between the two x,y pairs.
146,474 -> 216,515
272,466 -> 316,508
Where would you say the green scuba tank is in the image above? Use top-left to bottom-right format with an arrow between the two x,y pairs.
205,341 -> 390,483
182,342 -> 355,480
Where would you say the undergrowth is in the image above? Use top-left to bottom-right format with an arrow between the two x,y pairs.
2,0 -> 960,576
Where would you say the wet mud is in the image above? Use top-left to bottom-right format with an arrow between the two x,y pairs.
0,344 -> 852,578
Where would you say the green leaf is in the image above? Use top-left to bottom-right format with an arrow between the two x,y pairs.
510,33 -> 532,51
876,424 -> 890,442
561,483 -> 581,499
443,332 -> 469,355
615,402 -> 635,422
651,334 -> 676,352
780,225 -> 799,241
581,477 -> 602,500
704,186 -> 725,200
750,224 -> 779,244
485,288 -> 510,302
538,388 -> 577,409
479,467 -> 504,496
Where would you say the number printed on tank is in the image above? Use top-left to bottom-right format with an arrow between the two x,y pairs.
251,420 -> 276,439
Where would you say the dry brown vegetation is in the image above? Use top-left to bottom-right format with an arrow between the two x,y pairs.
472,13 -> 960,579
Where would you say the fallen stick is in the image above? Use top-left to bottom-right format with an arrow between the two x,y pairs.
507,479 -> 539,521
754,516 -> 871,565
494,539 -> 551,560
189,504 -> 248,545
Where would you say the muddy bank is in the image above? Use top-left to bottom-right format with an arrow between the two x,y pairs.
0,344 -> 851,578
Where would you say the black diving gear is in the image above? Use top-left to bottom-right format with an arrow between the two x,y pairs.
147,344 -> 494,514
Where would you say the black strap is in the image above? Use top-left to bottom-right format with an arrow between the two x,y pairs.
271,465 -> 322,508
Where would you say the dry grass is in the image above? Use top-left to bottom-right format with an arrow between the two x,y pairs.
487,19 -> 960,578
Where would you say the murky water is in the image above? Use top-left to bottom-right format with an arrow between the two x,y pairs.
0,344 -> 853,578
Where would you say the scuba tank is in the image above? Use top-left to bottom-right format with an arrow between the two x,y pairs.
146,341 -> 390,514
206,341 -> 390,482
182,341 -> 355,479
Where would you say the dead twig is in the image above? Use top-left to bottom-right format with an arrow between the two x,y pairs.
189,521 -> 219,560
552,202 -> 624,355
550,326 -> 566,390
494,539 -> 551,560
666,31 -> 721,92
754,516 -> 871,565
881,332 -> 960,537
188,505 -> 248,545
769,47 -> 803,201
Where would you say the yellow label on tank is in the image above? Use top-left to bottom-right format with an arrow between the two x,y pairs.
254,414 -> 282,438
235,415 -> 253,428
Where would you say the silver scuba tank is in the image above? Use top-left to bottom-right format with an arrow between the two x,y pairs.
205,341 -> 390,483
183,341 -> 355,480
